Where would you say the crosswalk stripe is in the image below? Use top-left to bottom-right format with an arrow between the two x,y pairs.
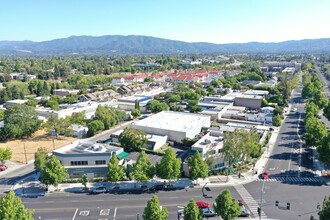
234,185 -> 267,218
256,176 -> 323,183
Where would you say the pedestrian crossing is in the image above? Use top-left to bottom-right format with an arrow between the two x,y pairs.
234,185 -> 267,219
256,176 -> 324,183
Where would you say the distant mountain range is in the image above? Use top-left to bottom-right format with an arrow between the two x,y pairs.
0,35 -> 330,55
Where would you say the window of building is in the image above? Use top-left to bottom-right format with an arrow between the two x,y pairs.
70,161 -> 88,166
95,160 -> 106,165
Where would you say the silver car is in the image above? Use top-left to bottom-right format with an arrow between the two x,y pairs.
202,208 -> 217,217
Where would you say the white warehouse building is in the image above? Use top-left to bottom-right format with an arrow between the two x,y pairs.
131,111 -> 211,143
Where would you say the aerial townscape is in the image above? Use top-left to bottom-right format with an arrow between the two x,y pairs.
1,1 -> 330,220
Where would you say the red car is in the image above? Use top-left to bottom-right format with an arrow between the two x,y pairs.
196,201 -> 210,209
262,170 -> 270,179
0,164 -> 8,171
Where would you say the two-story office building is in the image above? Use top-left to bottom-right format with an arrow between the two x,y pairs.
53,141 -> 128,179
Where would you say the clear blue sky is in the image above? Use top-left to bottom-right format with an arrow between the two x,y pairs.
1,0 -> 330,43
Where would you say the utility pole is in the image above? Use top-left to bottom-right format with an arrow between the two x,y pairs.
23,141 -> 28,164
52,136 -> 55,151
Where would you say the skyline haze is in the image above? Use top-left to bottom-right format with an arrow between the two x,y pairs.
1,0 -> 330,44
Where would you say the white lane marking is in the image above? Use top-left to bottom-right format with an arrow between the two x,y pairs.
113,208 -> 117,220
72,208 -> 78,220
79,210 -> 90,216
286,142 -> 294,180
100,209 -> 110,216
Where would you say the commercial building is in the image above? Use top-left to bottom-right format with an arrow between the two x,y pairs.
262,62 -> 301,72
4,99 -> 28,107
36,101 -> 118,120
234,94 -> 263,109
111,130 -> 168,151
53,89 -> 80,97
53,141 -> 129,179
191,131 -> 223,158
131,111 -> 210,143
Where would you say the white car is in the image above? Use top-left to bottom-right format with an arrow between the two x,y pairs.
202,208 -> 217,217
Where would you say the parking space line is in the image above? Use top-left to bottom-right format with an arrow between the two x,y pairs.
113,208 -> 117,220
72,208 -> 78,220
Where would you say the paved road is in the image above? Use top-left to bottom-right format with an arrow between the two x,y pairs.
264,79 -> 313,180
0,162 -> 35,194
23,186 -> 241,220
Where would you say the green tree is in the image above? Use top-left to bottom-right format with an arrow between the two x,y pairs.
131,108 -> 141,118
4,105 -> 41,139
168,94 -> 181,103
81,174 -> 88,189
146,100 -> 168,113
107,154 -> 125,183
44,115 -> 72,137
305,116 -> 327,147
87,120 -> 105,137
317,134 -> 330,165
272,114 -> 282,127
131,151 -> 155,182
182,137 -> 197,148
156,148 -> 181,180
46,99 -> 60,110
34,147 -> 48,172
95,105 -> 116,129
134,99 -> 140,111
184,199 -> 202,220
188,151 -> 208,180
215,189 -> 241,220
0,148 -> 12,163
305,102 -> 319,117
143,195 -> 168,220
0,191 -> 34,220
69,112 -> 87,126
118,127 -> 147,151
318,195 -> 330,220
25,99 -> 38,107
40,155 -> 67,187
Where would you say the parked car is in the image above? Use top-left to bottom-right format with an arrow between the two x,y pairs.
150,184 -> 165,191
262,170 -> 270,179
196,201 -> 210,209
239,206 -> 250,217
90,186 -> 107,194
202,208 -> 217,217
0,164 -> 8,171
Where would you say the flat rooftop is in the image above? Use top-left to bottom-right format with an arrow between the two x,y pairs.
54,140 -> 122,155
236,94 -> 263,100
132,111 -> 210,132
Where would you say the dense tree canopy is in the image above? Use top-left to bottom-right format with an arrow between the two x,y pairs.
118,127 -> 147,151
0,191 -> 34,220
40,155 -> 67,187
3,104 -> 41,139
131,151 -> 155,182
156,148 -> 181,180
188,151 -> 209,180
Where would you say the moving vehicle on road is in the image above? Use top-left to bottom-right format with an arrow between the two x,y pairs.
202,208 -> 217,217
262,170 -> 270,179
0,164 -> 8,171
196,201 -> 210,209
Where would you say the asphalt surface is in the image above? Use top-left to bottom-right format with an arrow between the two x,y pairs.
265,81 -> 313,180
23,186 -> 241,220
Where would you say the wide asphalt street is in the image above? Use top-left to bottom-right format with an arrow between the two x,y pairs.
23,186 -> 240,220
